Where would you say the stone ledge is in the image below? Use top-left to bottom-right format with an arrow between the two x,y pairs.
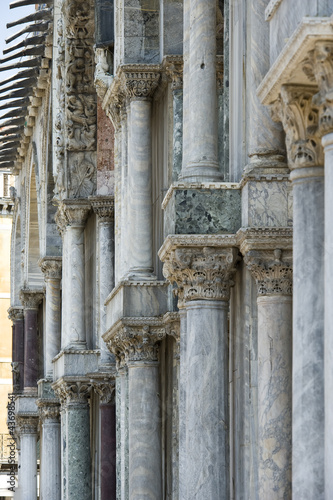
53,350 -> 100,380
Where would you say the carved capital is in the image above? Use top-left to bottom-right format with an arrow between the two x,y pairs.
16,416 -> 38,434
56,200 -> 91,232
37,401 -> 60,422
8,307 -> 24,322
11,362 -> 20,392
19,289 -> 44,310
244,249 -> 293,296
122,67 -> 160,100
164,56 -> 183,91
162,246 -> 239,304
105,319 -> 166,368
52,379 -> 91,407
91,379 -> 115,405
39,257 -> 62,280
163,312 -> 180,360
270,85 -> 324,169
90,196 -> 114,222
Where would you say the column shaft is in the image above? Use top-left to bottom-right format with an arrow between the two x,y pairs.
19,425 -> 38,500
99,220 -> 114,364
24,309 -> 39,390
101,403 -> 116,499
178,307 -> 187,500
127,99 -> 154,279
185,300 -> 229,498
44,277 -> 61,377
16,317 -> 24,391
128,362 -> 162,499
257,295 -> 292,498
182,0 -> 220,180
292,168 -> 325,498
40,411 -> 61,500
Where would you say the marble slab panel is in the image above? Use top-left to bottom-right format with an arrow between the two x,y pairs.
15,395 -> 38,415
53,350 -> 99,380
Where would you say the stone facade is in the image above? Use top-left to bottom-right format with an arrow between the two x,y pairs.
4,0 -> 333,499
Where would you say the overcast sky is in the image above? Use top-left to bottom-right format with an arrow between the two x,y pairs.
0,2 -> 36,87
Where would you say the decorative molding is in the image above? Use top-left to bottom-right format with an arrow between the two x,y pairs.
39,257 -> 62,280
91,378 -> 116,405
244,249 -> 293,296
37,400 -> 60,422
19,289 -> 44,311
216,55 -> 224,90
161,246 -> 239,304
16,416 -> 38,434
265,0 -> 283,21
89,196 -> 114,222
55,199 -> 91,234
122,67 -> 160,100
270,85 -> 324,169
237,227 -> 293,254
163,56 -> 183,91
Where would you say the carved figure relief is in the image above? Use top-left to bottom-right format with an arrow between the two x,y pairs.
68,152 -> 96,198
66,95 -> 96,150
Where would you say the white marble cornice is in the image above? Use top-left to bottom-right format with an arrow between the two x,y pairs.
237,227 -> 293,255
161,181 -> 239,210
158,234 -> 238,262
257,17 -> 333,105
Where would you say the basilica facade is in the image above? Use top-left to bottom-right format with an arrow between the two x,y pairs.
4,0 -> 333,499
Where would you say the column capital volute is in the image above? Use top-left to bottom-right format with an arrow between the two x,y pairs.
39,257 -> 62,280
163,55 -> 183,91
270,84 -> 324,172
19,288 -> 44,311
89,196 -> 114,222
52,378 -> 91,408
120,64 -> 161,101
37,400 -> 60,423
160,240 -> 239,305
55,199 -> 91,234
8,306 -> 24,322
90,377 -> 116,405
104,318 -> 166,369
16,415 -> 39,434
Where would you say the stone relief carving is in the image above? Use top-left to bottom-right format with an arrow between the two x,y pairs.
19,289 -> 44,310
38,402 -> 60,422
122,70 -> 160,100
270,86 -> 324,168
90,196 -> 114,223
162,246 -> 239,303
66,43 -> 94,94
244,249 -> 293,296
64,0 -> 94,39
92,380 -> 116,405
8,307 -> 24,322
39,257 -> 62,280
16,416 -> 38,434
68,152 -> 96,198
164,57 -> 183,91
66,95 -> 96,150
54,380 -> 91,407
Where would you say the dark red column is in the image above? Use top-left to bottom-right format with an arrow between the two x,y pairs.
100,401 -> 117,499
16,314 -> 25,391
8,307 -> 24,392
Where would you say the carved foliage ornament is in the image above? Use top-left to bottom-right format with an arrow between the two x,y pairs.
123,71 -> 160,100
164,58 -> 183,91
162,246 -> 239,303
19,289 -> 44,310
90,196 -> 114,222
108,325 -> 166,368
54,381 -> 91,407
245,249 -> 292,296
39,258 -> 62,280
92,380 -> 115,405
68,152 -> 96,198
270,86 -> 324,169
39,403 -> 60,422
16,416 -> 38,434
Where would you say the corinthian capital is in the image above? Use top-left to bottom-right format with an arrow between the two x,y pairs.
164,56 -> 183,90
52,378 -> 91,407
19,288 -> 44,310
244,249 -> 292,296
90,196 -> 114,223
162,246 -> 239,303
122,66 -> 160,100
39,257 -> 62,280
270,85 -> 324,170
8,306 -> 24,322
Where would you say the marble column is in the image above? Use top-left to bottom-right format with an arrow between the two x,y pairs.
93,380 -> 116,500
165,57 -> 183,182
8,307 -> 24,392
90,197 -> 115,366
244,247 -> 292,498
56,201 -> 90,349
53,380 -> 92,500
16,416 -> 38,500
122,69 -> 160,280
161,245 -> 238,498
19,289 -> 44,392
178,306 -> 187,500
275,86 -> 325,499
38,402 -> 61,500
116,366 -> 129,500
309,40 -> 333,499
181,0 -> 220,181
39,258 -> 62,378
109,324 -> 165,499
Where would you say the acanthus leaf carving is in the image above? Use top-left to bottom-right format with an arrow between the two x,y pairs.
244,249 -> 293,296
68,152 -> 96,199
123,70 -> 160,100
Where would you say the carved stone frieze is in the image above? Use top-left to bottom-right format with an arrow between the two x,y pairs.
19,289 -> 44,311
16,416 -> 38,434
66,95 -> 97,150
122,68 -> 160,100
270,85 -> 324,169
244,249 -> 293,296
90,196 -> 114,223
39,257 -> 62,281
64,0 -> 94,40
68,152 -> 96,198
164,56 -> 183,91
162,246 -> 239,304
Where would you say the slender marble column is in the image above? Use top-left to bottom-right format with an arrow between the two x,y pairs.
54,380 -> 92,500
8,307 -> 24,392
117,366 -> 129,500
39,258 -> 62,378
17,416 -> 38,500
276,86 -> 325,499
178,305 -> 187,500
165,57 -> 183,182
38,402 -> 61,500
123,69 -> 160,280
181,0 -> 220,181
93,381 -> 116,500
90,197 -> 115,366
245,247 -> 292,498
161,245 -> 238,499
56,201 -> 90,349
19,290 -> 44,392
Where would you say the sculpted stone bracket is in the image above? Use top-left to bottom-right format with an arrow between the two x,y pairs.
19,288 -> 44,311
39,257 -> 62,281
159,235 -> 239,305
238,228 -> 293,296
103,317 -> 167,369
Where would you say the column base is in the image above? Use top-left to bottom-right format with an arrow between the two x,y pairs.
180,162 -> 222,182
